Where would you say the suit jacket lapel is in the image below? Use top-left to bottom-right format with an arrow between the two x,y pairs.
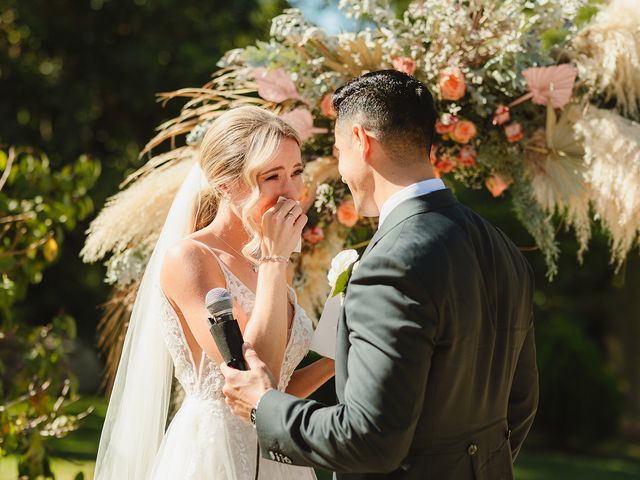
335,188 -> 458,399
335,306 -> 348,400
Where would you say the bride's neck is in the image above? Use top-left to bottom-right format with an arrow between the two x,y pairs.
206,203 -> 250,249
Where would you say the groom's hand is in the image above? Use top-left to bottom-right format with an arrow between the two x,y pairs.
221,343 -> 277,423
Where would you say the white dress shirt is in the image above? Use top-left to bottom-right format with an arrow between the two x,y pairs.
378,178 -> 446,228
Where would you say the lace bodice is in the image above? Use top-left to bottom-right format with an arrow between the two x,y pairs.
158,255 -> 314,401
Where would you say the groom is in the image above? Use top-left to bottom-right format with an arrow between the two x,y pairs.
221,70 -> 538,479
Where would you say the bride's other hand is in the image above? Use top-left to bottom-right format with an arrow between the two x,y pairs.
285,357 -> 335,399
260,197 -> 306,258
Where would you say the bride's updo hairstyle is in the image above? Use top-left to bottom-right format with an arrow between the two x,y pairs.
194,105 -> 301,259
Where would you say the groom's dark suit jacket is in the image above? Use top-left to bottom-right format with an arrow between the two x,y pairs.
256,189 -> 538,479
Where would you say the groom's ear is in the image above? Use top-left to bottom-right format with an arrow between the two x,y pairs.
352,123 -> 373,162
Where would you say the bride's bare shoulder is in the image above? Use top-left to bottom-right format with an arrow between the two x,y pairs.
160,237 -> 224,294
163,237 -> 209,264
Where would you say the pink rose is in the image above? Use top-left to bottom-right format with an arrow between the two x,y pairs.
504,122 -> 524,143
320,93 -> 336,119
337,199 -> 359,227
451,120 -> 477,144
458,146 -> 477,167
492,104 -> 510,126
485,174 -> 513,197
392,57 -> 416,76
303,225 -> 325,245
439,67 -> 466,101
435,113 -> 457,135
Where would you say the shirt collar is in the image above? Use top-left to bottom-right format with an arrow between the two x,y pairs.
378,178 -> 446,228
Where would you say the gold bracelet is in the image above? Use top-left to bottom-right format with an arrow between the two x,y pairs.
258,255 -> 289,264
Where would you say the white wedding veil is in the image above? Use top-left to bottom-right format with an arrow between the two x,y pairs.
94,161 -> 208,479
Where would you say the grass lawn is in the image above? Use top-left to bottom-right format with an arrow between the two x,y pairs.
0,457 -> 95,480
315,452 -> 640,479
515,450 -> 640,480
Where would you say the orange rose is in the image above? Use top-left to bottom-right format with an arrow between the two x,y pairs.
439,67 -> 466,101
392,57 -> 416,76
303,225 -> 325,244
458,146 -> 477,167
337,199 -> 359,227
485,174 -> 513,197
451,120 -> 477,144
299,185 -> 309,204
504,122 -> 524,143
320,93 -> 336,119
435,113 -> 457,135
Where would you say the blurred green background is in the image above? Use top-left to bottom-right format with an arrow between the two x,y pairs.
1,0 -> 639,478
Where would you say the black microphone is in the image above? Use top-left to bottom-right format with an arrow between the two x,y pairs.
206,288 -> 247,371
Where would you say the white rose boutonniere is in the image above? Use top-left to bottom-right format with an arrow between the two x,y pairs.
327,249 -> 360,298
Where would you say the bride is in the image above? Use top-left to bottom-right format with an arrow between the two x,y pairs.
94,106 -> 335,479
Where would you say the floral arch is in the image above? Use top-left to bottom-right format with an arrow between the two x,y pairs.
81,0 -> 640,386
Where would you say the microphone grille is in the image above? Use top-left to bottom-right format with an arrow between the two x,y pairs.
205,288 -> 233,316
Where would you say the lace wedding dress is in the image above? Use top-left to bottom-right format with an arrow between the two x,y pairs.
151,246 -> 317,479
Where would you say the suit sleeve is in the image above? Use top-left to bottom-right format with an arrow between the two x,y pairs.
255,254 -> 438,473
507,311 -> 539,460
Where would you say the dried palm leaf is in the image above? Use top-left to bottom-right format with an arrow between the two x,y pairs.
524,104 -> 591,257
97,281 -> 140,393
571,0 -> 640,120
140,121 -> 200,156
575,106 -> 640,268
81,157 -> 196,262
140,68 -> 270,156
123,146 -> 195,187
307,35 -> 387,78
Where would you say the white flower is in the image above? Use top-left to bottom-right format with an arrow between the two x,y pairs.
327,249 -> 359,289
314,183 -> 336,213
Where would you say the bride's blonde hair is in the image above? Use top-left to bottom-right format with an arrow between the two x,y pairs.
194,105 -> 301,259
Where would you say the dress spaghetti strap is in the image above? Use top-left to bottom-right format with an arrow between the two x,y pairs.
187,239 -> 232,283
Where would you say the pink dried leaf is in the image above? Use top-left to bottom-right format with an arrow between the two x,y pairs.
253,67 -> 306,104
510,64 -> 577,109
281,108 -> 327,141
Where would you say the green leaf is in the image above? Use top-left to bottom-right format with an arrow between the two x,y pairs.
576,5 -> 600,27
541,28 -> 569,52
53,314 -> 77,340
331,264 -> 354,297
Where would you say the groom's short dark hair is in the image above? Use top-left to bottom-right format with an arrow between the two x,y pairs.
332,70 -> 438,156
